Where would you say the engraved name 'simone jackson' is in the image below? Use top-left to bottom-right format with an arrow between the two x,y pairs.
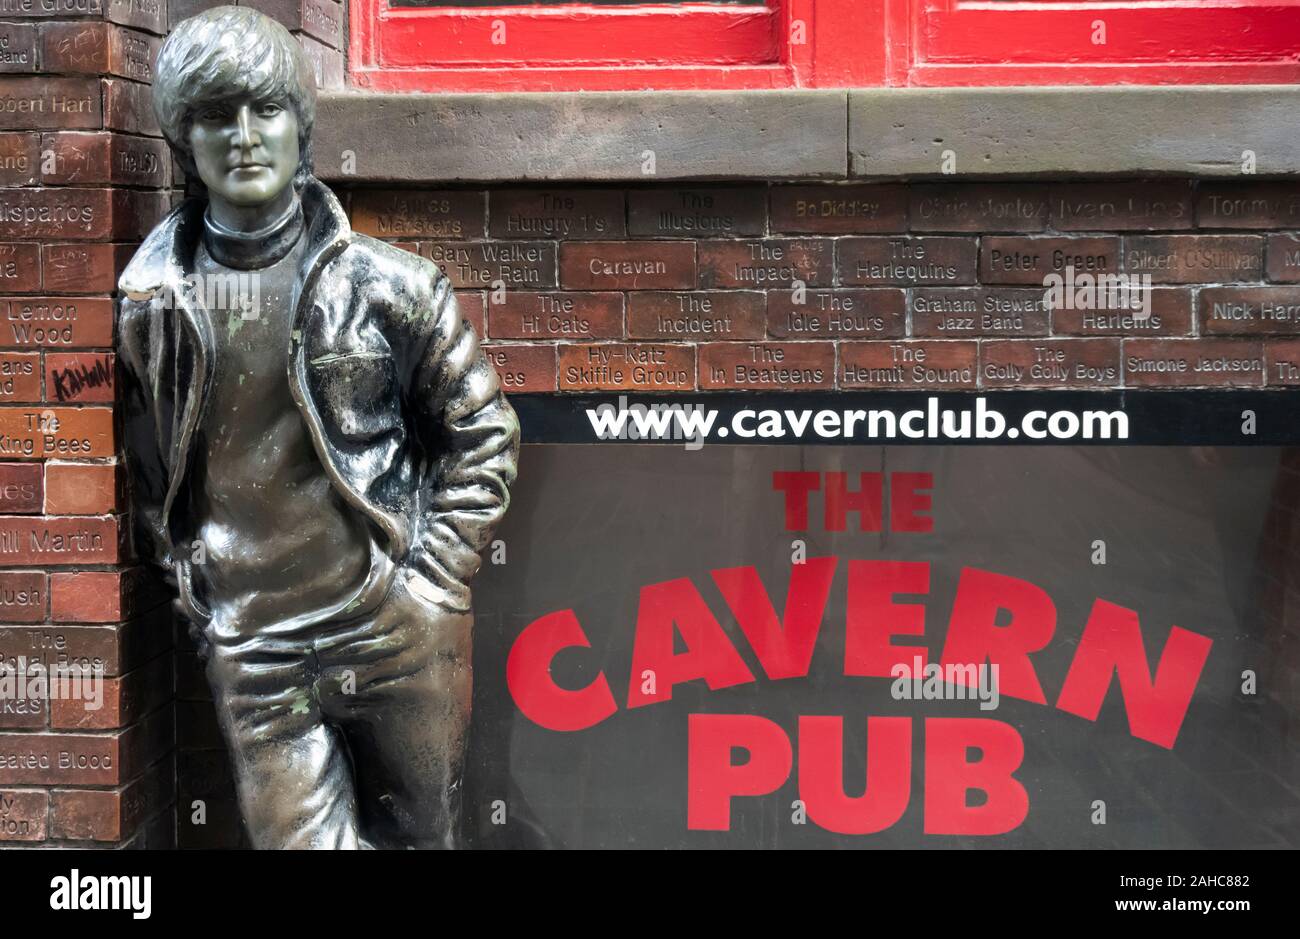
506,471 -> 1214,836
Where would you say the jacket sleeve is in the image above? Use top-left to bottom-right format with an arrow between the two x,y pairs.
117,296 -> 177,588
405,266 -> 520,611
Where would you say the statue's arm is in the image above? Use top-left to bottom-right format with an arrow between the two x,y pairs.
405,266 -> 520,610
117,297 -> 177,587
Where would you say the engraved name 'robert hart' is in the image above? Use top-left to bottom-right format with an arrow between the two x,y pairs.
50,870 -> 151,920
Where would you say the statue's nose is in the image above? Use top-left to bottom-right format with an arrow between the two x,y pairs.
234,105 -> 258,150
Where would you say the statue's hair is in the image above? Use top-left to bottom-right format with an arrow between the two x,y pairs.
153,6 -> 317,189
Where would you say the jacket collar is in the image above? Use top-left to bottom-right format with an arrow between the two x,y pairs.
118,176 -> 351,301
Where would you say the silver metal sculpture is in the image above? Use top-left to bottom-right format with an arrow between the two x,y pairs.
117,6 -> 520,848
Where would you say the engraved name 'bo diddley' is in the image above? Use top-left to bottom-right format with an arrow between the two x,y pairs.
117,7 -> 519,849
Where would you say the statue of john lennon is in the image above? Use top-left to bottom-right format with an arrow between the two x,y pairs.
117,6 -> 519,849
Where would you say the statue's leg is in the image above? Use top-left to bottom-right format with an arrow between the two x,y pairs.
206,635 -> 368,849
316,569 -> 474,849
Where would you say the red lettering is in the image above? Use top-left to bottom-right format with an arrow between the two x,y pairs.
824,472 -> 884,531
687,713 -> 792,831
799,716 -> 911,834
506,609 -> 617,732
890,472 -> 933,532
924,718 -> 1028,835
712,558 -> 837,681
772,471 -> 821,531
845,560 -> 930,677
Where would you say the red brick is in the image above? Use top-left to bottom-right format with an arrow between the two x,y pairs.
0,572 -> 45,623
561,241 -> 695,290
836,236 -> 976,286
102,77 -> 158,137
0,188 -> 109,240
1199,287 -> 1300,336
981,339 -> 1121,389
50,755 -> 174,842
1051,287 -> 1193,337
1266,234 -> 1300,283
0,463 -> 40,513
699,342 -> 834,391
41,243 -> 133,293
40,23 -> 159,84
0,132 -> 38,186
0,77 -> 101,130
0,788 -> 46,841
244,0 -> 343,46
0,406 -> 114,458
0,352 -> 39,403
51,653 -> 172,730
767,288 -> 905,339
490,189 -> 624,239
351,190 -> 485,239
1124,339 -> 1264,387
44,351 -> 114,402
911,287 -> 1049,338
1125,235 -> 1263,284
698,239 -> 830,289
454,290 -> 485,337
481,343 -> 556,392
0,243 -> 40,293
1051,181 -> 1194,231
770,184 -> 906,234
557,343 -> 694,392
0,703 -> 172,787
38,132 -> 168,187
980,236 -> 1121,285
0,24 -> 37,75
840,340 -> 978,390
51,567 -> 162,624
628,187 -> 765,238
0,609 -> 171,679
423,241 -> 555,289
44,461 -> 122,515
0,297 -> 113,348
627,291 -> 764,341
1196,183 -> 1300,229
909,184 -> 1050,232
487,291 -> 622,340
1266,340 -> 1300,386
0,515 -> 118,564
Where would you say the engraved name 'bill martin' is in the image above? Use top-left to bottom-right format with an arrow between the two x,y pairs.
117,6 -> 520,848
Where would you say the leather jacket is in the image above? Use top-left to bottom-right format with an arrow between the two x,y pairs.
117,177 -> 519,619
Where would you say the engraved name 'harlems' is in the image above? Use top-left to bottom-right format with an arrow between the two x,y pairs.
505,471 -> 1213,836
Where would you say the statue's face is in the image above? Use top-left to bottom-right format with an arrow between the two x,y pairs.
188,96 -> 299,208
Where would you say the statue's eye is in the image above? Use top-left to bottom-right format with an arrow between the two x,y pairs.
198,107 -> 227,122
258,102 -> 284,118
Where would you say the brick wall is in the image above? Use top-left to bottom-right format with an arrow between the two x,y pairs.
0,1 -> 175,847
334,182 -> 1300,394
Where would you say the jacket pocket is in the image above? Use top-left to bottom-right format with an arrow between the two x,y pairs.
307,351 -> 403,443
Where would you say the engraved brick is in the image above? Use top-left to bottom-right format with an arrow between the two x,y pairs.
486,291 -> 622,340
0,243 -> 40,292
490,189 -> 624,240
350,190 -> 484,239
423,241 -> 555,289
1051,181 -> 1194,231
767,288 -> 905,339
243,0 -> 343,46
628,187 -> 765,238
44,351 -> 113,402
0,463 -> 40,513
0,616 -> 165,678
0,132 -> 38,185
697,239 -> 828,289
298,32 -> 341,90
0,788 -> 45,841
981,236 -> 1121,286
0,665 -> 43,727
1198,287 -> 1300,336
0,0 -> 162,32
0,76 -> 100,130
769,184 -> 906,234
911,288 -> 1049,338
50,568 -> 162,623
1051,287 -> 1193,337
1196,183 -> 1300,229
51,652 -> 171,730
38,132 -> 167,186
0,572 -> 44,622
105,0 -> 168,34
0,406 -> 114,459
41,243 -> 132,293
981,339 -> 1121,389
44,461 -> 118,515
0,703 -> 171,785
626,291 -> 765,341
1125,235 -> 1263,284
0,515 -> 118,564
453,290 -> 484,337
0,188 -> 107,240
1266,234 -> 1300,283
910,184 -> 1050,233
698,342 -> 833,391
0,352 -> 39,402
50,754 -> 173,842
1266,340 -> 1300,386
0,296 -> 113,347
840,340 -> 977,391
102,77 -> 158,136
41,23 -> 159,84
837,236 -> 976,286
561,241 -> 695,290
557,343 -> 694,392
0,24 -> 38,74
1124,338 -> 1264,387
481,343 -> 556,392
